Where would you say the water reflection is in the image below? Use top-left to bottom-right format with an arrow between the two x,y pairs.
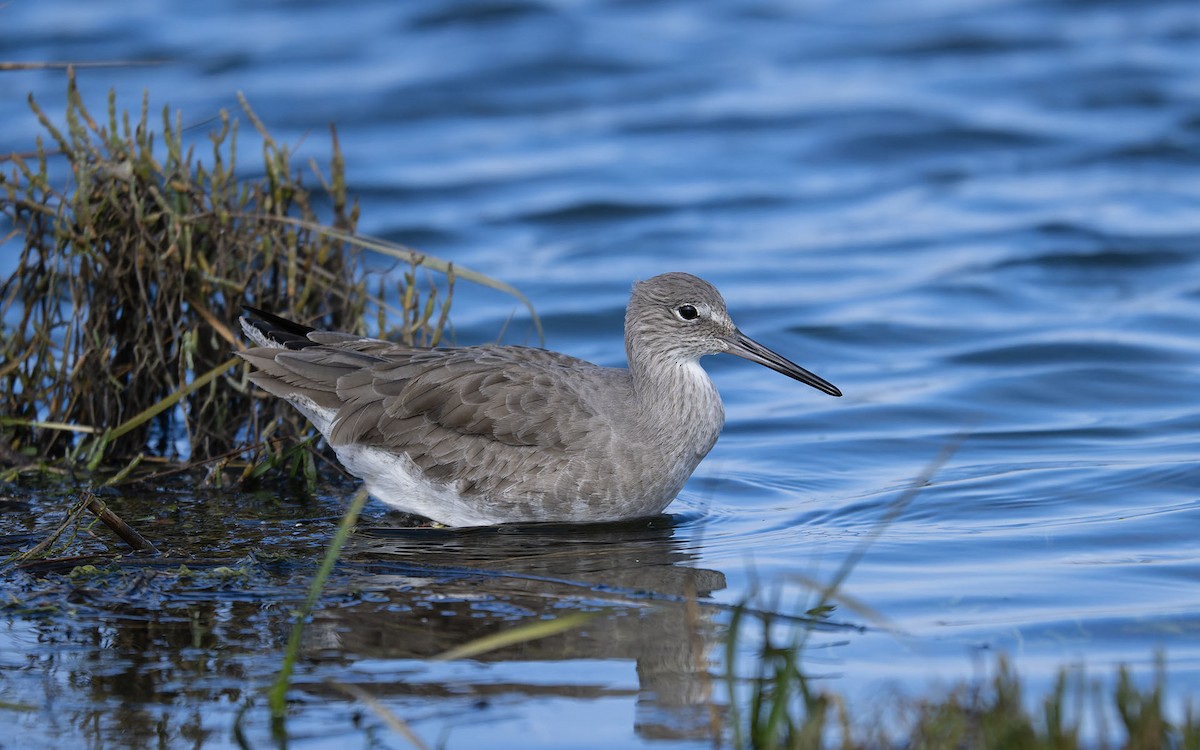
304,516 -> 728,741
8,593 -> 280,748
2,496 -> 733,746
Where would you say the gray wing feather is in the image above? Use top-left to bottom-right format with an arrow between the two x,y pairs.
244,339 -> 618,498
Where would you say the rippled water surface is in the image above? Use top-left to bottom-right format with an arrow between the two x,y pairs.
2,1 -> 1199,747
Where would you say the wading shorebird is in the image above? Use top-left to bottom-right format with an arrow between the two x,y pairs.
239,272 -> 840,526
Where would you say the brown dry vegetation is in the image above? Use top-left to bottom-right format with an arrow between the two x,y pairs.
0,69 -> 503,476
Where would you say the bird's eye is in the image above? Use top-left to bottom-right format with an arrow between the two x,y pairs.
676,304 -> 699,321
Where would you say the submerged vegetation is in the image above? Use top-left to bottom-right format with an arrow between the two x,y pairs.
0,68 -> 535,477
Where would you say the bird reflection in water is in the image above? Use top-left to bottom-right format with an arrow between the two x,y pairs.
299,514 -> 727,742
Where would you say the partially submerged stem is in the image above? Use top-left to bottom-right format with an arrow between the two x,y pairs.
269,488 -> 370,723
81,490 -> 160,554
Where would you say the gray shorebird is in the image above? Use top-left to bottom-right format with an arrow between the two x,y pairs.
239,272 -> 840,526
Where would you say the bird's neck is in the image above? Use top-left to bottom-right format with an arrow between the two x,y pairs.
627,344 -> 725,452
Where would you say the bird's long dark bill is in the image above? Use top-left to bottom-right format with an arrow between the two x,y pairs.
727,330 -> 842,397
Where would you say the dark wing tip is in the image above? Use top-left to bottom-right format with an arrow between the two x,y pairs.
242,305 -> 318,349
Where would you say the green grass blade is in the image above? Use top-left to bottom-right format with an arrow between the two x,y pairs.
87,355 -> 241,468
269,487 -> 370,722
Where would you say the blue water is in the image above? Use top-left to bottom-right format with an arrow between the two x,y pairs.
2,0 -> 1199,747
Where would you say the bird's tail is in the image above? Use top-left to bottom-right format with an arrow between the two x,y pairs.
240,305 -> 317,350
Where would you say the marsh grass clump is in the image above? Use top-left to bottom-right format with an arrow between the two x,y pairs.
724,605 -> 1199,749
0,68 -> 477,474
